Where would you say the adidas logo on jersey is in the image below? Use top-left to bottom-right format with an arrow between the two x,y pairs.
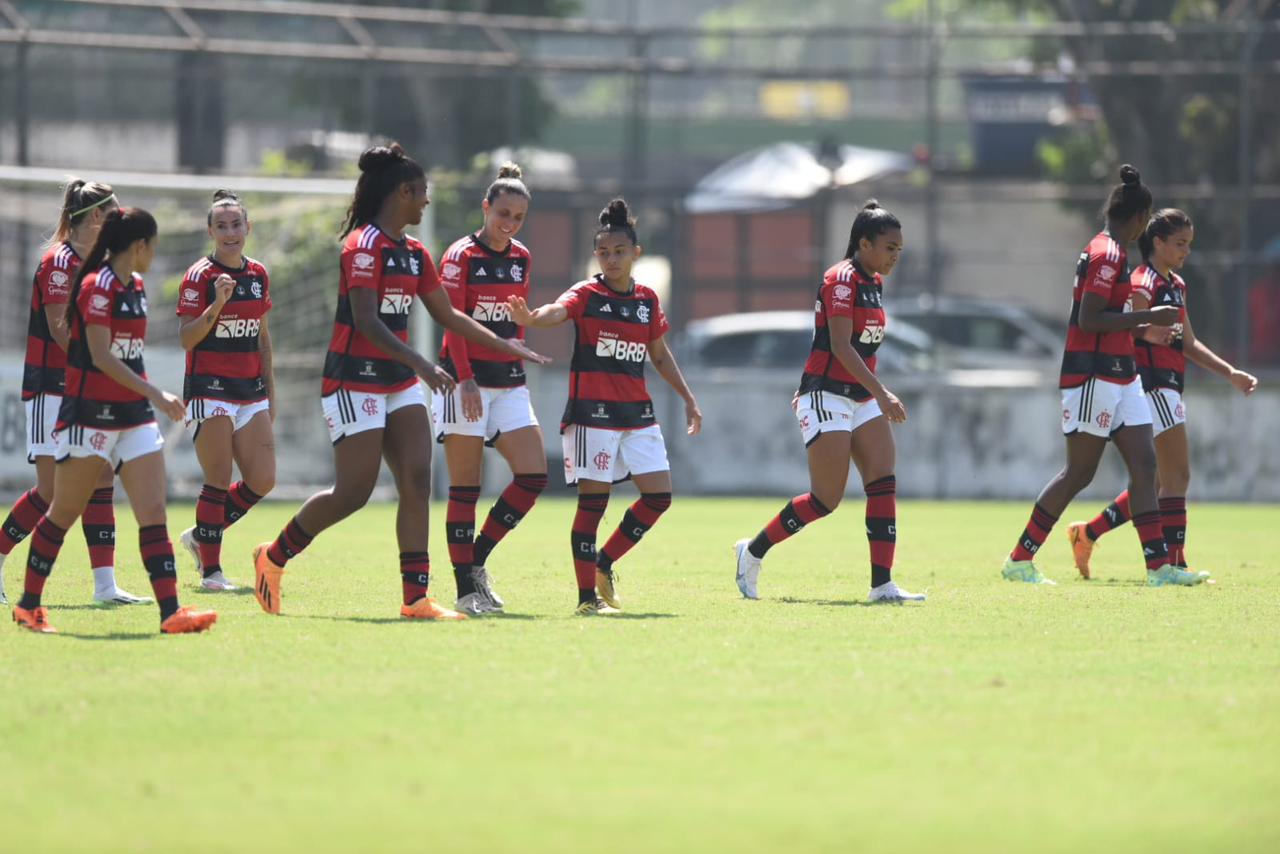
216,318 -> 262,338
380,293 -> 413,315
599,303 -> 612,313
596,333 -> 647,363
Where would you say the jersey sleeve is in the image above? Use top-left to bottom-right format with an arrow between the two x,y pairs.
342,242 -> 383,292
556,283 -> 588,319
261,267 -> 273,312
1129,270 -> 1155,302
440,254 -> 473,381
1083,252 -> 1122,299
81,277 -> 115,327
649,293 -> 671,340
36,257 -> 72,307
824,280 -> 856,320
176,268 -> 207,317
418,248 -> 441,297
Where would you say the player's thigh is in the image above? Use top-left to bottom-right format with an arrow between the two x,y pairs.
47,457 -> 108,527
805,431 -> 853,507
117,450 -> 169,527
231,409 -> 277,491
1111,422 -> 1157,476
330,428 -> 386,501
33,455 -> 57,499
382,403 -> 433,499
193,415 -> 236,486
849,414 -> 895,484
442,434 -> 486,485
494,425 -> 547,475
632,469 -> 672,493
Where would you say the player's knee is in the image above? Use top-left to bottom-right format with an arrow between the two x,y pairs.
400,463 -> 433,503
1128,446 -> 1158,481
1163,465 -> 1190,494
812,489 -> 843,512
247,468 -> 276,497
1059,464 -> 1098,493
641,491 -> 671,515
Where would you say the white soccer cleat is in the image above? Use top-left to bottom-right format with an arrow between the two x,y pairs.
455,592 -> 495,616
200,571 -> 238,592
868,580 -> 927,603
734,538 -> 762,600
93,587 -> 154,606
179,526 -> 203,575
471,565 -> 504,611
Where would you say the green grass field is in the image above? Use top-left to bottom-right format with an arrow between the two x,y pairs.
3,498 -> 1278,853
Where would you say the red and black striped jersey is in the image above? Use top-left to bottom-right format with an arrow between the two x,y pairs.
557,275 -> 670,431
1131,263 -> 1187,393
58,265 -> 154,430
1060,232 -> 1137,389
437,233 -> 531,388
798,259 -> 885,402
177,255 -> 272,403
22,242 -> 80,400
322,224 -> 441,396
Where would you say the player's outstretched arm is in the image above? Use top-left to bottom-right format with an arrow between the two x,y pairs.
649,335 -> 702,436
507,295 -> 567,328
423,289 -> 549,364
1182,311 -> 1258,395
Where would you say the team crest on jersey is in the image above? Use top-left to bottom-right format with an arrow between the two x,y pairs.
593,450 -> 611,471
249,279 -> 263,299
636,304 -> 650,324
510,264 -> 523,282
408,255 -> 421,276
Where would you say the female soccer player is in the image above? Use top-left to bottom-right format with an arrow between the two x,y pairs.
432,163 -> 546,615
732,200 -> 925,604
1066,209 -> 1258,577
507,198 -> 702,615
251,143 -> 547,620
1001,165 -> 1206,587
176,190 -> 276,591
12,207 -> 217,634
0,179 -> 148,607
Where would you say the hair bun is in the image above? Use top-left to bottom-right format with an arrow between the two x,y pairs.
862,198 -> 881,211
496,161 -> 523,180
1119,164 -> 1141,186
600,198 -> 633,228
358,143 -> 406,173
212,188 -> 241,203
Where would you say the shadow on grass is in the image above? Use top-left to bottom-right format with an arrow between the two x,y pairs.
779,597 -> 874,608
595,612 -> 677,620
1081,578 -> 1148,587
190,587 -> 255,598
59,631 -> 156,641
54,603 -> 156,612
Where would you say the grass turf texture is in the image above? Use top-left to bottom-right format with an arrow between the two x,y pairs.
3,498 -> 1277,853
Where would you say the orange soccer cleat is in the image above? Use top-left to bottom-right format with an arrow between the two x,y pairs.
12,606 -> 57,634
160,607 -> 218,634
1066,522 -> 1095,580
400,597 -> 468,621
252,543 -> 285,615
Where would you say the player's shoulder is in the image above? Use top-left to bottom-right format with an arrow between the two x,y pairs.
632,281 -> 661,302
823,259 -> 857,285
243,255 -> 269,276
184,255 -> 217,282
344,223 -> 384,252
1087,232 -> 1123,264
1171,271 -> 1188,291
40,242 -> 78,272
509,237 -> 531,259
442,234 -> 475,262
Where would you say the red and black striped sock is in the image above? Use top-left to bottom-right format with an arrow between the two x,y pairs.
473,473 -> 548,567
224,481 -> 263,528
1085,489 -> 1131,541
0,488 -> 49,556
1158,496 -> 1188,567
447,485 -> 481,597
266,517 -> 314,567
1011,502 -> 1059,562
597,492 -> 672,574
81,486 -> 115,569
748,493 -> 832,559
865,475 -> 896,588
194,484 -> 227,578
400,551 -> 430,606
571,494 -> 609,603
138,524 -> 179,619
17,516 -> 66,610
1133,511 -> 1170,571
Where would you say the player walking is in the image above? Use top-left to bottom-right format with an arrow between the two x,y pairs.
176,190 -> 277,591
1067,209 -> 1258,576
1002,166 -> 1207,586
0,179 -> 148,607
433,163 -> 546,615
12,207 -> 217,634
507,198 -> 701,615
733,200 -> 925,604
251,143 -> 547,620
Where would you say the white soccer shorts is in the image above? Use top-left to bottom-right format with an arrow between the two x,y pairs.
562,423 -> 669,485
25,393 -> 61,461
185,397 -> 271,434
792,390 -> 884,446
322,384 -> 428,444
57,422 -> 164,470
1146,388 -> 1187,438
1061,376 -> 1152,438
432,384 -> 539,445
